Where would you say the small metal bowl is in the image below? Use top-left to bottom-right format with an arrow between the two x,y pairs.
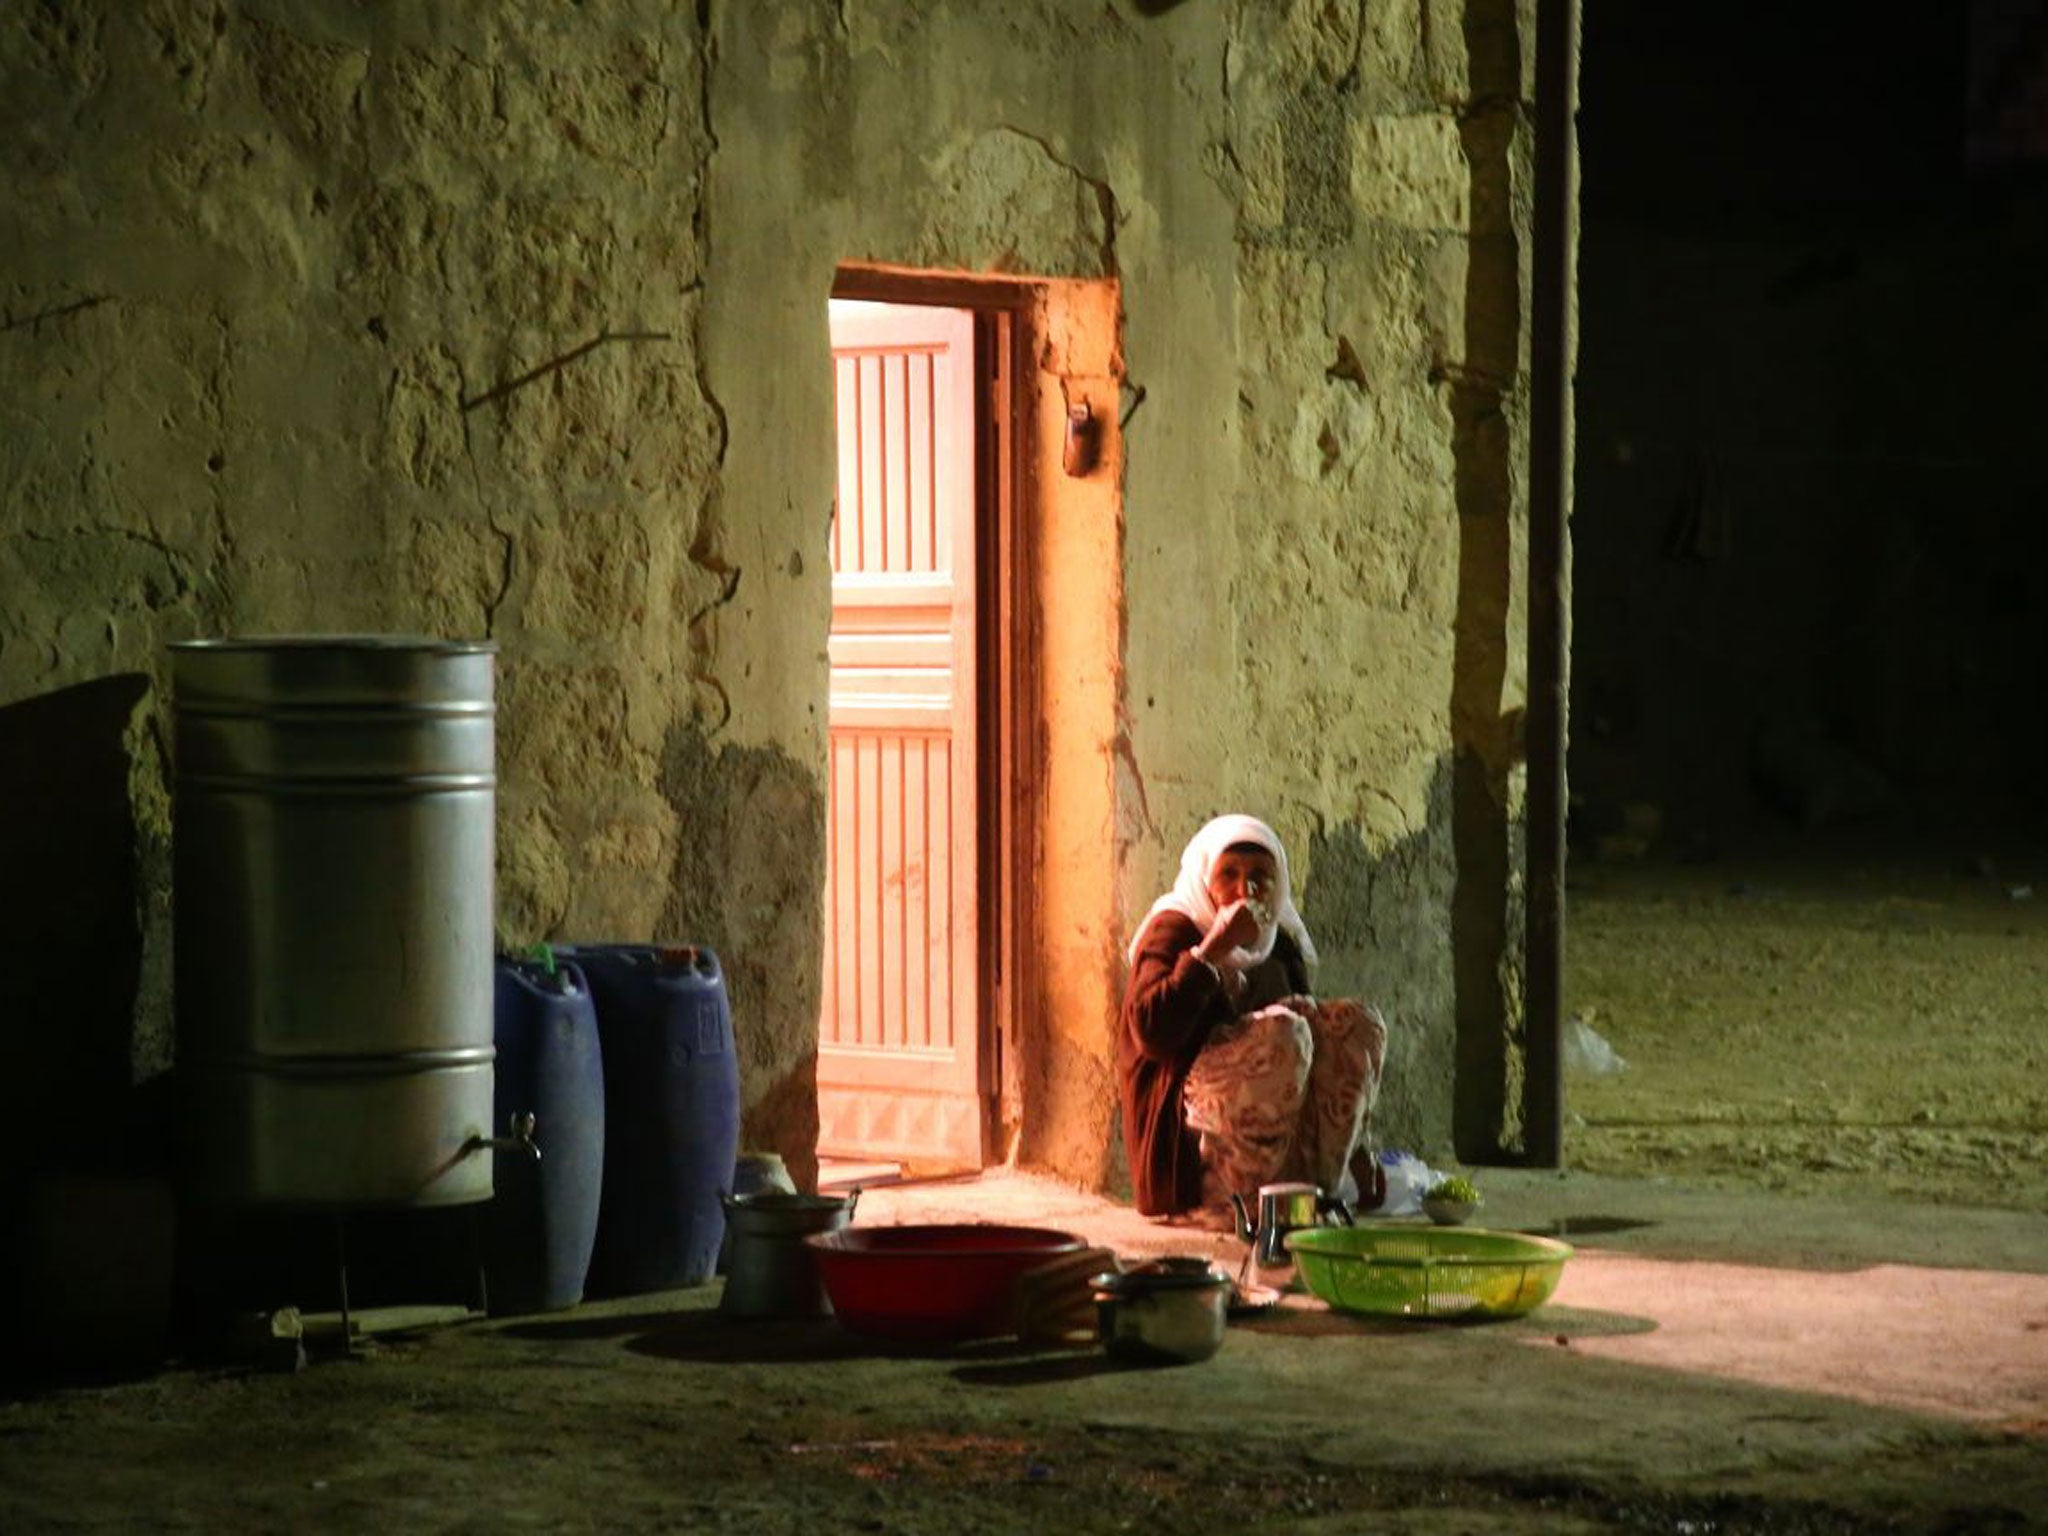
1091,1258 -> 1232,1366
1421,1196 -> 1479,1227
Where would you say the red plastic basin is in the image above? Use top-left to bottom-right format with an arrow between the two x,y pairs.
805,1223 -> 1086,1342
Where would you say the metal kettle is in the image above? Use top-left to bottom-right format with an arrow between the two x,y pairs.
1229,1180 -> 1353,1289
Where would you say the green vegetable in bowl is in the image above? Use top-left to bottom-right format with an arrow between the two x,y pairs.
1426,1175 -> 1482,1205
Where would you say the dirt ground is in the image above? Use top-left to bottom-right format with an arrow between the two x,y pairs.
3,1160 -> 2044,1535
4,834 -> 2046,1533
1563,831 -> 2048,1211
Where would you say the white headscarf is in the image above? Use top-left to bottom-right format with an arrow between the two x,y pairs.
1127,813 -> 1319,973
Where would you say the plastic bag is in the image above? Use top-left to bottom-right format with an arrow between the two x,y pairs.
1563,1013 -> 1628,1076
1356,1149 -> 1442,1217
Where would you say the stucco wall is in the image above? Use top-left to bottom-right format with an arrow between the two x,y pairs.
1,0 -> 1549,1194
1115,0 -> 1545,1172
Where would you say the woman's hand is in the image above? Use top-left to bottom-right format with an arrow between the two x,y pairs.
1196,898 -> 1263,965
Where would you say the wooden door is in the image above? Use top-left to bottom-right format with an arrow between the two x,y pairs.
818,300 -> 983,1169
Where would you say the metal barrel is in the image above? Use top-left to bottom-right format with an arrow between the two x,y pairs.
170,637 -> 497,1209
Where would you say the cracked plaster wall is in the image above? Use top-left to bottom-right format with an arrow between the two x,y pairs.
707,0 -> 1551,1182
1,0 -> 1551,1194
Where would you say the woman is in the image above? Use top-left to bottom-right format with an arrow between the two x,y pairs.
1118,814 -> 1389,1221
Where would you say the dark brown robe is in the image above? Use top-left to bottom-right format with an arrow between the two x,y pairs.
1117,911 -> 1309,1215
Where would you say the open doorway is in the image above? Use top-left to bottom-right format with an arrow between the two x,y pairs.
815,270 -> 1130,1196
816,296 -> 992,1184
814,266 -> 1126,1196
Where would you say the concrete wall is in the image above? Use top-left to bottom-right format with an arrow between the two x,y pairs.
0,0 -> 1552,1194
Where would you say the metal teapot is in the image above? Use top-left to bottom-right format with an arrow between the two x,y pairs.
1228,1180 -> 1353,1289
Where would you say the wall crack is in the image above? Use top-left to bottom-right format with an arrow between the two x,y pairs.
687,563 -> 742,629
1112,723 -> 1160,844
1327,336 -> 1370,390
997,125 -> 1123,276
459,329 -> 675,413
686,12 -> 733,736
452,356 -> 513,638
1,294 -> 110,335
1337,0 -> 1368,92
204,307 -> 235,616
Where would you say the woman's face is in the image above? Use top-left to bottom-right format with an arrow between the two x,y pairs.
1207,844 -> 1279,916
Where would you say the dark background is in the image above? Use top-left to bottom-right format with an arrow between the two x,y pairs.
1569,0 -> 2048,855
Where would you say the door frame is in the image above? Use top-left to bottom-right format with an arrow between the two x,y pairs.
829,265 -> 1039,1167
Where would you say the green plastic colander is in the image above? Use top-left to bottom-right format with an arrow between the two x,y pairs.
1285,1223 -> 1574,1320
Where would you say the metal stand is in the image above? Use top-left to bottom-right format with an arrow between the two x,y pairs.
468,1203 -> 491,1318
333,1213 -> 357,1358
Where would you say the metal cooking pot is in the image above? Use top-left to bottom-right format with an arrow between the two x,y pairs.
1091,1256 -> 1232,1366
719,1190 -> 859,1319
